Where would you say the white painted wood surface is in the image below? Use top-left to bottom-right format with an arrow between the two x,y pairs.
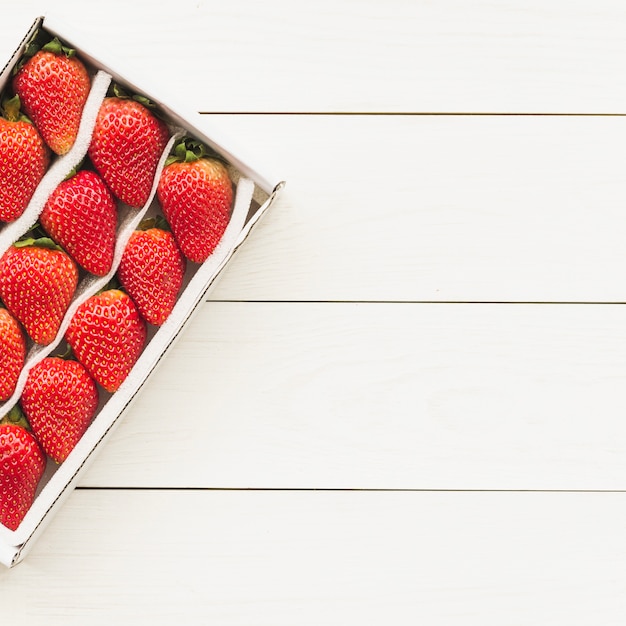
206,114 -> 626,302
4,0 -> 626,113
4,490 -> 626,625
2,1 -> 626,623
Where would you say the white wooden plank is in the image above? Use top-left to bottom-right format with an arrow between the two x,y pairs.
205,114 -> 626,303
76,301 -> 626,490
1,489 -> 624,624
2,0 -> 626,113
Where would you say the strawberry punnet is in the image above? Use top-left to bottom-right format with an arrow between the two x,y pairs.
157,138 -> 233,263
0,308 -> 26,402
88,92 -> 170,208
0,238 -> 79,346
13,36 -> 91,155
65,289 -> 147,393
0,419 -> 46,531
0,95 -> 50,223
117,219 -> 186,326
40,169 -> 118,276
21,357 -> 99,464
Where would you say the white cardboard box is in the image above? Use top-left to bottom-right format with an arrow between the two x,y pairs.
0,15 -> 284,567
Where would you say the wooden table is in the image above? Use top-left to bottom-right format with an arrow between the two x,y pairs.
2,1 -> 626,622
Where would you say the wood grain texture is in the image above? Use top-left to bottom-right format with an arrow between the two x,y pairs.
1,489 -> 625,625
1,0 -> 626,113
76,301 -> 626,490
205,114 -> 626,303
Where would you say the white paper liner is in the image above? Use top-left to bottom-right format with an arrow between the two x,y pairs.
0,70 -> 112,257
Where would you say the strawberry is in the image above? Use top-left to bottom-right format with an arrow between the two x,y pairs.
0,95 -> 50,222
0,238 -> 79,345
0,308 -> 26,402
12,36 -> 90,155
40,169 -> 118,276
117,219 -> 186,326
157,138 -> 233,263
88,93 -> 170,208
0,417 -> 46,531
20,357 -> 99,464
65,289 -> 147,392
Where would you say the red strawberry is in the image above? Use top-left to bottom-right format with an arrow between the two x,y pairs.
157,138 -> 233,263
0,308 -> 26,401
0,96 -> 50,222
0,239 -> 79,345
117,220 -> 186,326
65,289 -> 147,392
88,94 -> 170,208
40,169 -> 118,276
13,37 -> 90,155
20,357 -> 99,464
0,420 -> 46,531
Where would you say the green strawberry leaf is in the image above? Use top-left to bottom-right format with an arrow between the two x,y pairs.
42,37 -> 76,58
12,30 -> 75,76
110,83 -> 129,99
99,276 -> 122,294
137,216 -> 157,231
17,27 -> 47,62
132,94 -> 157,109
0,94 -> 31,124
107,83 -> 167,123
137,215 -> 171,232
63,160 -> 83,181
0,405 -> 30,431
2,94 -> 21,122
13,237 -> 36,248
166,137 -> 227,166
14,237 -> 64,252
108,83 -> 157,108
22,222 -> 47,240
22,30 -> 44,59
154,215 -> 171,231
